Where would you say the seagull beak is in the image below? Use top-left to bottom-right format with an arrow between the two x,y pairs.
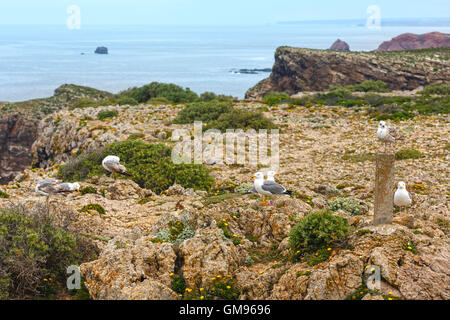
251,175 -> 255,178
275,173 -> 279,176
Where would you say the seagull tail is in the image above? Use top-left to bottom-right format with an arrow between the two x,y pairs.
284,190 -> 293,195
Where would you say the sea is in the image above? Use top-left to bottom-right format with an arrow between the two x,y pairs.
1,20 -> 450,102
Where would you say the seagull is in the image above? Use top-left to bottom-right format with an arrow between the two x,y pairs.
267,171 -> 278,182
253,172 -> 292,206
394,181 -> 412,213
35,179 -> 80,206
377,121 -> 402,153
245,171 -> 262,194
102,155 -> 132,177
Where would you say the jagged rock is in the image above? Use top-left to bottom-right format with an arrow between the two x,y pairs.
329,39 -> 350,51
245,46 -> 450,99
376,32 -> 450,52
393,213 -> 415,228
80,235 -> 178,300
179,225 -> 247,288
105,179 -> 155,200
0,114 -> 38,184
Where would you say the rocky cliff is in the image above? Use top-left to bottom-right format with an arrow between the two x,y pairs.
329,39 -> 350,51
376,32 -> 450,52
245,46 -> 450,99
0,114 -> 38,184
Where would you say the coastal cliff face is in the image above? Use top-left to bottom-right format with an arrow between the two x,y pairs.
376,32 -> 450,52
0,114 -> 38,184
245,46 -> 450,99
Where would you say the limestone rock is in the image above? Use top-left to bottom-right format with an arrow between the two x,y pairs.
80,235 -> 178,300
179,225 -> 247,288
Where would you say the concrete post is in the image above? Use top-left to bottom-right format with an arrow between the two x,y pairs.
374,153 -> 395,225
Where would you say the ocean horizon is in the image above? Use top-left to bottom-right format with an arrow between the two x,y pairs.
1,20 -> 450,102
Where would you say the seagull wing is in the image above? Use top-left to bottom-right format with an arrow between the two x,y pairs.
261,180 -> 287,194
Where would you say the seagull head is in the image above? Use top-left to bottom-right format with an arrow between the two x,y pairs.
254,172 -> 264,180
378,121 -> 386,129
71,182 -> 81,191
267,171 -> 278,179
397,181 -> 406,189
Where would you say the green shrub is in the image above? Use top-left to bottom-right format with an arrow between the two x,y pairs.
0,191 -> 9,199
420,83 -> 450,95
209,277 -> 240,300
329,197 -> 364,216
116,96 -> 138,106
171,274 -> 187,295
0,205 -> 97,299
58,148 -> 106,182
351,80 -> 390,93
172,100 -> 233,124
288,210 -> 350,257
119,82 -> 198,103
97,110 -> 118,120
152,220 -> 194,244
78,204 -> 105,215
200,92 -> 234,102
79,186 -> 97,195
262,92 -> 291,106
395,149 -> 423,160
70,98 -> 96,110
59,140 -> 215,195
205,109 -> 277,132
146,97 -> 172,105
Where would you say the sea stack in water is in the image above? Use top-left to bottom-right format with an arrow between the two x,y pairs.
329,39 -> 350,51
95,46 -> 108,54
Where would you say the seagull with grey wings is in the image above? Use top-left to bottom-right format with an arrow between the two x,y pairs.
245,170 -> 278,194
253,172 -> 292,206
377,121 -> 402,152
35,179 -> 80,206
102,155 -> 132,177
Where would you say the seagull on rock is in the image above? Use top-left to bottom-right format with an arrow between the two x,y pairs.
394,181 -> 412,213
377,121 -> 402,153
253,172 -> 292,206
35,179 -> 80,205
102,155 -> 132,177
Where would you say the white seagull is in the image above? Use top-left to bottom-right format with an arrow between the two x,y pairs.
377,121 -> 401,153
102,155 -> 132,177
35,179 -> 80,205
267,171 -> 278,182
394,181 -> 412,213
253,172 -> 292,206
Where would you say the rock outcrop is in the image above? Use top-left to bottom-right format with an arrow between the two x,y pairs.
95,46 -> 108,54
245,46 -> 450,99
376,32 -> 450,52
329,39 -> 350,51
0,114 -> 38,184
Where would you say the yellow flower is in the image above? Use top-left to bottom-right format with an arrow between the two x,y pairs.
200,288 -> 204,291
226,286 -> 231,289
200,296 -> 204,300
169,273 -> 174,277
216,275 -> 221,278
327,248 -> 331,251
211,277 -> 216,280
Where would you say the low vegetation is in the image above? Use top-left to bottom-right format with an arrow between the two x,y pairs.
58,140 -> 215,194
288,210 -> 350,263
395,149 -> 423,160
97,110 -> 118,121
329,197 -> 364,216
262,81 -> 450,121
0,205 -> 97,299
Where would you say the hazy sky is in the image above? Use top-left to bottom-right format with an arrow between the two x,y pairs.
0,0 -> 448,25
